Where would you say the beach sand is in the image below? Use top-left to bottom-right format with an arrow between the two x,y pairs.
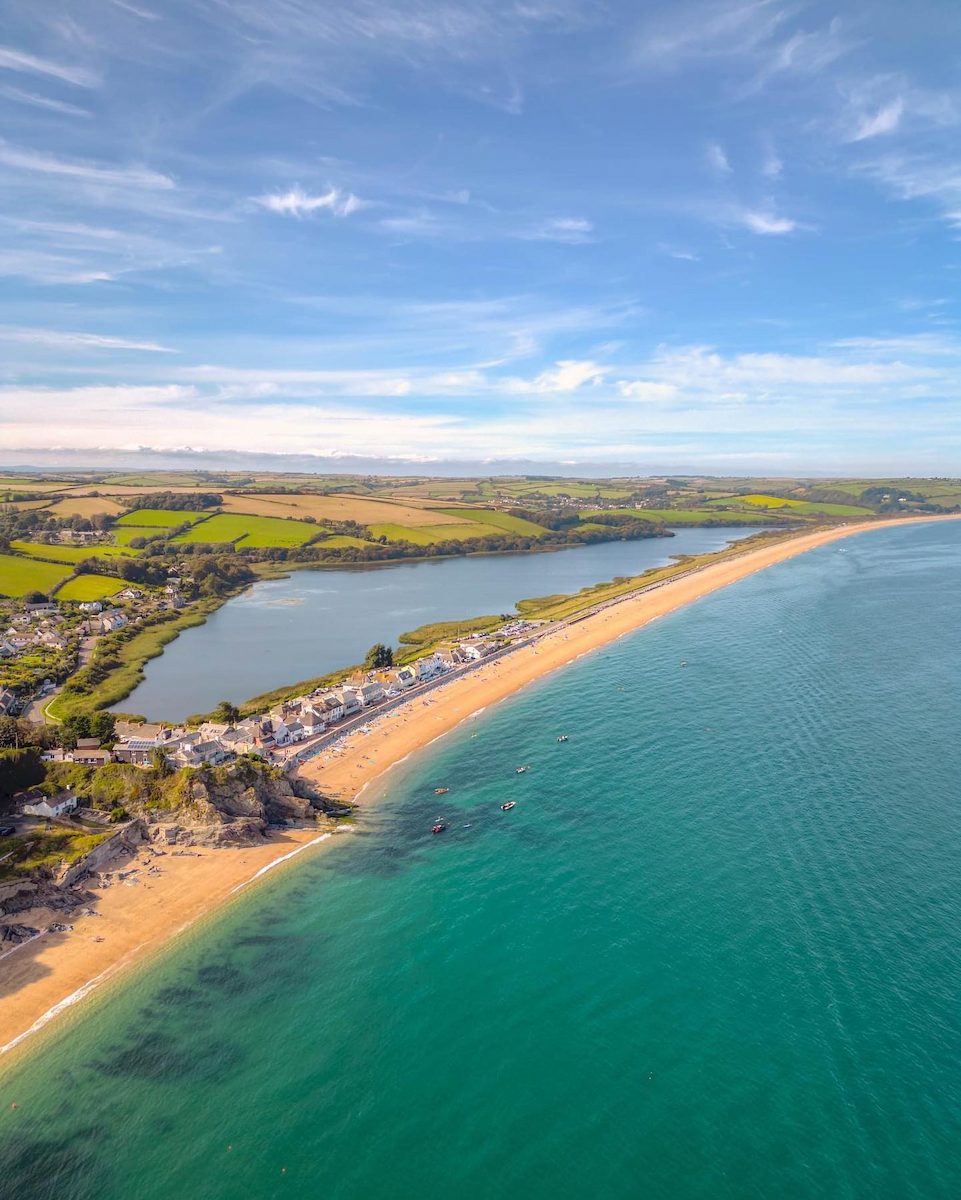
2,513 -> 958,1067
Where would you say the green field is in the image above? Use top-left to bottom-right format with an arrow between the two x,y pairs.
585,508 -> 774,526
368,522 -> 492,545
173,513 -> 322,548
55,574 -> 126,601
0,553 -> 71,598
709,495 -> 872,517
435,508 -> 549,536
10,541 -> 136,564
115,508 -> 207,527
113,527 -> 171,546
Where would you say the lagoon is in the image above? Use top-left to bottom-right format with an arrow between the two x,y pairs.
118,528 -> 764,721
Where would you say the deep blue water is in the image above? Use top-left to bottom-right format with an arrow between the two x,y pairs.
118,527 -> 763,720
5,519 -> 961,1199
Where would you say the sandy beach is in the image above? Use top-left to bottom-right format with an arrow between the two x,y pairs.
2,512 -> 958,1070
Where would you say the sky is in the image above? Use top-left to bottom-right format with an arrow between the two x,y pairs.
1,0 -> 960,476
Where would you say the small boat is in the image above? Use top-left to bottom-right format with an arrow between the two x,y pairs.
556,735 -> 569,743
515,766 -> 529,774
500,801 -> 516,812
434,787 -> 450,795
431,821 -> 447,834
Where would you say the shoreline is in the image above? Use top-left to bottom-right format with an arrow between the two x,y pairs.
2,513 -> 958,1072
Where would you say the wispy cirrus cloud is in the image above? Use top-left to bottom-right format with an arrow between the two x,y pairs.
254,186 -> 364,218
0,142 -> 174,189
0,326 -> 176,353
521,216 -> 594,244
706,142 -> 732,174
733,206 -> 802,235
848,97 -> 904,142
0,44 -> 98,88
0,83 -> 90,116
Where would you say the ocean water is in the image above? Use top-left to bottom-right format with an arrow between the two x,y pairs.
116,527 -> 764,721
4,519 -> 961,1199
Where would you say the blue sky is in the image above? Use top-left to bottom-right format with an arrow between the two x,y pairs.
1,0 -> 960,475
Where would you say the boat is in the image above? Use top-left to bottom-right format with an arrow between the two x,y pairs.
434,787 -> 450,795
431,821 -> 447,834
556,735 -> 569,743
515,766 -> 529,774
500,801 -> 516,811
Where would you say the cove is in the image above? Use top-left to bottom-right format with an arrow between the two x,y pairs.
117,527 -> 764,721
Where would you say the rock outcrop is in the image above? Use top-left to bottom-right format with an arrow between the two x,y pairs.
146,760 -> 326,847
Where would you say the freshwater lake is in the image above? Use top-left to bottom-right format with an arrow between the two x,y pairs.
118,527 -> 765,720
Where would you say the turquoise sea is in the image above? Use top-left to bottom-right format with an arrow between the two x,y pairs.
4,520 -> 961,1199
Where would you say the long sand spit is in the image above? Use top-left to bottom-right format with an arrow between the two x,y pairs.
2,514 -> 958,1069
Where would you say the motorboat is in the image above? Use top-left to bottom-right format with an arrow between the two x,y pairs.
431,821 -> 447,834
434,787 -> 450,795
500,801 -> 516,812
556,735 -> 569,743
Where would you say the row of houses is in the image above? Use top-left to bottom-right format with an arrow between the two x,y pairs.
39,622 -> 543,774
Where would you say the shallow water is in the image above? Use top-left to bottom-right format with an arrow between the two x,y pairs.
118,527 -> 763,720
6,520 -> 961,1198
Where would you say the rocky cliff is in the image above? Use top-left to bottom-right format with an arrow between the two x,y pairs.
146,759 -> 328,847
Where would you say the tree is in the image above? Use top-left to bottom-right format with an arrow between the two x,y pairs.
90,711 -> 116,745
364,643 -> 393,669
151,746 -> 172,777
0,716 -> 20,748
215,700 -> 240,725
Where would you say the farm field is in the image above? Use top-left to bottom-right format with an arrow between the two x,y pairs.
0,553 -> 71,598
585,508 -> 778,525
367,522 -> 493,545
55,574 -> 125,601
434,508 -> 549,536
115,508 -> 207,527
218,492 -> 473,526
173,513 -> 323,548
113,528 -> 168,546
10,541 -> 135,563
709,494 -> 872,517
45,496 -> 128,519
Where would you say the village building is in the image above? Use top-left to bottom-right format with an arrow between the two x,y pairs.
22,791 -> 79,819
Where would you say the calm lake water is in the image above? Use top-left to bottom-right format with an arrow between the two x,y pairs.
6,520 -> 961,1199
118,528 -> 764,720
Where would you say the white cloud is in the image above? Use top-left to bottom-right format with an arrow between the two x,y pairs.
735,208 -> 800,235
523,216 -> 594,243
0,84 -> 90,117
509,359 -> 606,392
0,44 -> 98,88
0,142 -> 174,189
255,186 -> 363,218
0,327 -> 176,353
617,380 -> 678,401
706,142 -> 732,174
762,147 -> 782,178
849,97 -> 904,142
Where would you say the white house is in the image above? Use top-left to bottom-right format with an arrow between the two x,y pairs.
358,682 -> 385,707
415,653 -> 446,681
78,601 -> 103,614
320,694 -> 345,723
23,792 -> 79,819
338,688 -> 363,716
394,666 -> 417,689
